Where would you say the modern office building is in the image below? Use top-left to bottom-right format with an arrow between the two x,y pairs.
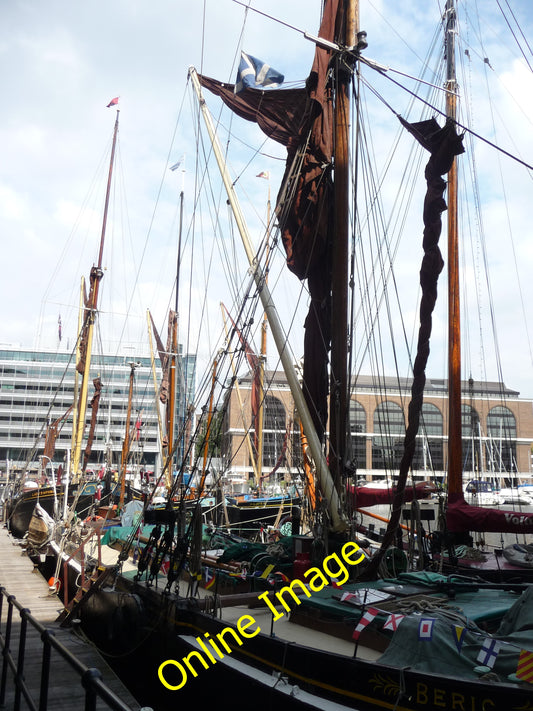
0,346 -> 196,476
221,370 -> 533,490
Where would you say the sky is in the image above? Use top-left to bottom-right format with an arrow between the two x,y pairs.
1,0 -> 532,399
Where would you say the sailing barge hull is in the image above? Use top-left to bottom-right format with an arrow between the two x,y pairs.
5,486 -> 95,539
78,585 -> 531,711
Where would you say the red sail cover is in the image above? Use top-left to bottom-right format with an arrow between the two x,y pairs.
348,481 -> 436,508
447,493 -> 533,533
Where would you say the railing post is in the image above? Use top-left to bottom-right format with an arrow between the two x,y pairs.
39,628 -> 54,711
0,586 -> 135,711
82,668 -> 102,711
0,593 -> 14,706
14,608 -> 31,711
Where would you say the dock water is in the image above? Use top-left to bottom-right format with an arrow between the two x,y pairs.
0,525 -> 143,710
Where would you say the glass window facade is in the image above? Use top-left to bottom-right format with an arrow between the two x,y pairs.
372,401 -> 405,470
486,406 -> 517,473
0,347 -> 195,473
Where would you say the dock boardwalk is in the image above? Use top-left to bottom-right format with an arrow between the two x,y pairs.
0,526 -> 142,710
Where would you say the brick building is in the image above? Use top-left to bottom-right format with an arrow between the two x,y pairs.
220,371 -> 533,492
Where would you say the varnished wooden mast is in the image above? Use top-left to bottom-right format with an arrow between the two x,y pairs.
329,0 -> 357,488
445,0 -> 462,495
71,110 -> 119,479
119,362 -> 137,509
257,181 -> 271,489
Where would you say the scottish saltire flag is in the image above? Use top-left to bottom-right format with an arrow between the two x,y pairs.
352,607 -> 379,640
517,649 -> 533,683
418,618 -> 435,640
476,638 -> 502,668
383,614 -> 405,632
453,625 -> 467,653
235,52 -> 284,93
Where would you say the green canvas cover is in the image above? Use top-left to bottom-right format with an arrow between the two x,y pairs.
378,588 -> 533,682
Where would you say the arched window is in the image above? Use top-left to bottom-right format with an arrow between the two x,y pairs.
348,400 -> 367,469
262,396 -> 286,467
462,404 -> 481,474
486,406 -> 517,474
412,403 -> 444,471
372,401 -> 405,470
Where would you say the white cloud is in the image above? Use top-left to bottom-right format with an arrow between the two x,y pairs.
0,185 -> 27,220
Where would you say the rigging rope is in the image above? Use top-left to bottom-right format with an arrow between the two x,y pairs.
361,66 -> 533,171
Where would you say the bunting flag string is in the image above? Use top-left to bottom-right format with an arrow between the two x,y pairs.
476,638 -> 502,669
205,567 -> 215,589
516,649 -> 533,683
383,614 -> 405,632
452,625 -> 467,653
418,618 -> 435,640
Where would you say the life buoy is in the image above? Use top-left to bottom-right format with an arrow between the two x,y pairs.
48,576 -> 61,592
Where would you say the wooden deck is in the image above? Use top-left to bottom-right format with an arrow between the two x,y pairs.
0,525 -> 144,710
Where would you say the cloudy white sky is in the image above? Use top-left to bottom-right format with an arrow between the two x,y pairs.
1,0 -> 532,399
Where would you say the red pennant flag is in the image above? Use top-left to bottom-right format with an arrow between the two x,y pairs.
352,607 -> 379,640
106,97 -> 119,107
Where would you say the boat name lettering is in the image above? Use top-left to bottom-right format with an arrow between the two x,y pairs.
158,614 -> 261,690
504,513 -> 533,527
158,542 -> 364,690
416,683 -> 496,709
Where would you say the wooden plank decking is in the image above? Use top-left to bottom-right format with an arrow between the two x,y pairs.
0,525 -> 144,710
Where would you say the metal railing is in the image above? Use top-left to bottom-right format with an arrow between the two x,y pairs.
0,586 -> 141,711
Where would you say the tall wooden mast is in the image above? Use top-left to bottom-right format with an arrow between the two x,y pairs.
71,109 -> 120,479
329,0 -> 357,488
119,361 -> 137,509
445,0 -> 462,495
257,180 -> 271,488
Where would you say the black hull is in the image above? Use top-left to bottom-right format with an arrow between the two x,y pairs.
77,583 -> 532,711
6,486 -> 97,539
